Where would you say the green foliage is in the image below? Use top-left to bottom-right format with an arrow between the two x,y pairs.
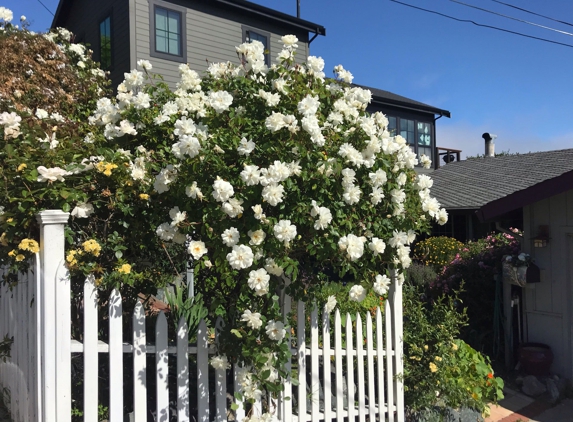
403,284 -> 504,414
163,283 -> 208,340
315,281 -> 382,319
404,262 -> 438,288
414,236 -> 463,270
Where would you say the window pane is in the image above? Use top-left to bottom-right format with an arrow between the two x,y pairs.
99,16 -> 112,69
155,8 -> 167,31
400,119 -> 415,144
388,116 -> 397,135
169,37 -> 179,56
156,34 -> 167,53
167,12 -> 179,33
155,6 -> 181,56
418,122 -> 432,146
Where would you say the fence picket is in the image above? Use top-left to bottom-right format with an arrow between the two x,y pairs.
83,276 -> 99,422
322,309 -> 331,422
392,277 -> 405,421
156,312 -> 169,422
108,289 -> 123,422
345,313 -> 355,421
366,312 -> 376,420
297,300 -> 307,421
233,365 -> 246,421
215,362 -> 227,422
376,307 -> 385,418
385,299 -> 394,422
197,319 -> 209,422
334,310 -> 343,422
177,318 -> 190,422
356,313 -> 366,422
280,292 -> 292,421
132,302 -> 147,422
310,304 -> 319,421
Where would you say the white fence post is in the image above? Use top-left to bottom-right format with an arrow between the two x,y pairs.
389,270 -> 404,421
36,210 -> 70,422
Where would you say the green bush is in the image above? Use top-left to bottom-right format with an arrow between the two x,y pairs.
404,262 -> 438,288
414,236 -> 463,270
403,283 -> 503,415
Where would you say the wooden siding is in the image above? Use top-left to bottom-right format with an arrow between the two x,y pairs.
523,189 -> 573,378
133,0 -> 310,88
59,0 -> 130,88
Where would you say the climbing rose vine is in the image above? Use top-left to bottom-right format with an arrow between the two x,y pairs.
0,9 -> 448,413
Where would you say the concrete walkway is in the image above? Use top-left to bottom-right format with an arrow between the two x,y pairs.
486,387 -> 573,422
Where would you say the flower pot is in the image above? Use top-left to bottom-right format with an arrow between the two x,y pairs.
518,343 -> 553,376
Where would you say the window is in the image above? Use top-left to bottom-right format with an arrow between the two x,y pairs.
99,16 -> 112,70
149,0 -> 187,62
242,26 -> 270,65
386,115 -> 434,164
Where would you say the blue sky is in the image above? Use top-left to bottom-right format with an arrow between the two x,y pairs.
3,0 -> 572,158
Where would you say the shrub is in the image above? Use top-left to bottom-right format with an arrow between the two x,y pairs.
403,283 -> 504,415
404,262 -> 437,288
414,236 -> 463,270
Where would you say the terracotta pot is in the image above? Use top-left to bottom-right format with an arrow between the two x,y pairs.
518,343 -> 553,376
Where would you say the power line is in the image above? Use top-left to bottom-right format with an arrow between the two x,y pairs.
36,0 -> 54,16
490,0 -> 573,28
388,0 -> 573,49
449,0 -> 573,37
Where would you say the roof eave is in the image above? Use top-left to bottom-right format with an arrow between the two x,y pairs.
370,96 -> 451,118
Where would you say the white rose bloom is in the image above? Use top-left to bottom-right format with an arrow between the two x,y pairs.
247,268 -> 270,296
265,320 -> 286,342
221,197 -> 244,218
172,135 -> 201,159
185,182 -> 204,200
221,227 -> 240,247
273,220 -> 297,244
237,137 -> 256,156
281,35 -> 299,48
338,234 -> 366,261
241,310 -> 263,330
349,285 -> 366,302
240,165 -> 261,186
212,177 -> 234,202
258,89 -> 281,107
407,230 -> 417,244
422,197 -> 441,217
369,238 -> 386,255
226,244 -> 254,270
314,207 -> 332,230
388,231 -> 408,248
307,56 -> 325,73
187,241 -> 208,260
210,355 -> 230,371
137,59 -> 152,70
373,274 -> 391,296
262,183 -> 285,206
264,258 -> 284,276
71,202 -> 94,218
420,154 -> 432,169
248,229 -> 266,246
396,173 -> 407,186
36,166 -> 71,182
267,160 -> 291,183
325,295 -> 337,313
343,186 -> 361,205
265,112 -> 286,132
416,174 -> 433,190
370,187 -> 384,205
252,204 -> 265,220
390,188 -> 406,204
208,91 -> 233,113
297,95 -> 320,116
437,208 -> 448,225
35,108 -> 49,119
169,206 -> 186,226
156,223 -> 177,241
0,7 -> 13,22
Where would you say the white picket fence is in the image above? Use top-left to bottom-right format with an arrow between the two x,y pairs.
0,210 -> 405,422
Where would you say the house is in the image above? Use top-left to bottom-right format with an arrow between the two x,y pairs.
52,0 -> 451,168
430,147 -> 573,379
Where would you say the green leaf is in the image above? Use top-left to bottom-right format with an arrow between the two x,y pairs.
230,403 -> 239,411
60,190 -> 70,199
230,329 -> 242,338
115,251 -> 123,259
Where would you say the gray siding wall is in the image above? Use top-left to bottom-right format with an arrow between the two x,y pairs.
59,0 -> 131,88
133,0 -> 310,88
523,190 -> 573,378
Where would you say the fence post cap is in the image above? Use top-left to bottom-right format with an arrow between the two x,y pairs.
36,209 -> 70,225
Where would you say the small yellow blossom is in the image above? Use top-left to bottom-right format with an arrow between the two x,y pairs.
117,263 -> 131,274
8,250 -> 16,257
15,254 -> 25,262
66,249 -> 82,267
139,193 -> 149,200
7,218 -> 13,223
423,345 -> 428,351
0,232 -> 8,246
429,362 -> 438,373
82,239 -> 101,257
452,343 -> 458,351
18,238 -> 40,253
17,163 -> 27,172
96,161 -> 118,176
434,356 -> 442,362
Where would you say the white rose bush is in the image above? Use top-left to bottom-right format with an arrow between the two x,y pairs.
0,9 -> 449,410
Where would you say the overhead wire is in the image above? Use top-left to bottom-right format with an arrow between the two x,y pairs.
388,0 -> 573,49
448,0 -> 573,37
36,0 -> 54,16
490,0 -> 573,28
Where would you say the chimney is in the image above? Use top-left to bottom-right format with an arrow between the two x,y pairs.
482,133 -> 497,157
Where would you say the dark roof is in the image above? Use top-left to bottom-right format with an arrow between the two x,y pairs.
431,148 -> 573,221
52,0 -> 326,36
356,84 -> 451,118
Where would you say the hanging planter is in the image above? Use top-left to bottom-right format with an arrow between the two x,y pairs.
502,254 -> 540,286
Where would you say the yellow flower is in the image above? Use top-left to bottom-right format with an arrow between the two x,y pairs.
18,238 -> 40,253
423,345 -> 428,351
434,356 -> 442,362
17,163 -> 27,172
96,161 -> 118,176
15,254 -> 25,262
66,249 -> 82,267
0,232 -> 8,246
7,218 -> 13,223
139,193 -> 149,200
8,249 -> 16,257
452,342 -> 458,351
429,362 -> 438,373
82,239 -> 101,257
117,263 -> 131,274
